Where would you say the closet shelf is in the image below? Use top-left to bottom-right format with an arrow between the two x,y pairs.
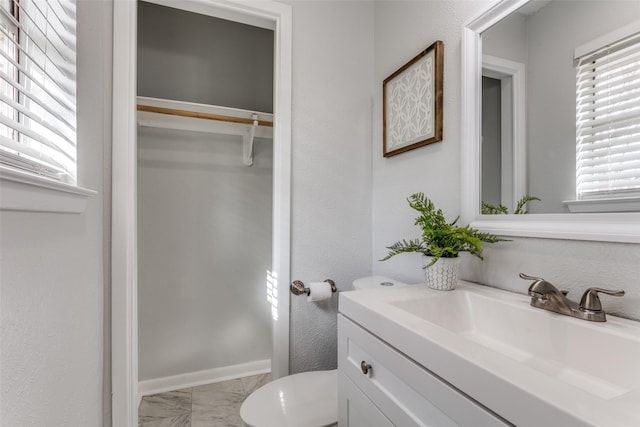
136,96 -> 273,127
136,96 -> 273,166
137,103 -> 272,127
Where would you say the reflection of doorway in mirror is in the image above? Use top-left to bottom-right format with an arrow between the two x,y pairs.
482,76 -> 503,207
481,55 -> 526,213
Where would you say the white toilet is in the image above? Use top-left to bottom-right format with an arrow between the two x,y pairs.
240,276 -> 408,427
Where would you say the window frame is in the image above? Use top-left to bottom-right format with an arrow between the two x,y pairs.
0,0 -> 94,213
568,21 -> 640,213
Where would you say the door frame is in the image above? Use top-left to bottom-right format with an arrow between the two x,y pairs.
111,1 -> 292,425
482,54 -> 526,212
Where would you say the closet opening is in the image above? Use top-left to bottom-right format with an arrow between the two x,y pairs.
110,0 -> 291,424
136,0 -> 274,412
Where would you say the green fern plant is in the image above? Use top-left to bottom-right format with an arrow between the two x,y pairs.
481,201 -> 509,215
481,195 -> 541,215
381,193 -> 507,267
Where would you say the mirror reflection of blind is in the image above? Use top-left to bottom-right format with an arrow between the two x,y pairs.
0,0 -> 77,184
576,30 -> 640,199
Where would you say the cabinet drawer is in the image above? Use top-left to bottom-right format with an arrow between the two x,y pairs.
338,314 -> 511,427
338,370 -> 394,427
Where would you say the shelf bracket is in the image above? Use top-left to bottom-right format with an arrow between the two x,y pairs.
243,114 -> 259,166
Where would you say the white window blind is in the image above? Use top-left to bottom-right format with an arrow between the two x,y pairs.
0,0 -> 76,184
576,29 -> 640,200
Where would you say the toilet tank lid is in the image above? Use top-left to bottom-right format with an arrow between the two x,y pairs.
352,275 -> 408,290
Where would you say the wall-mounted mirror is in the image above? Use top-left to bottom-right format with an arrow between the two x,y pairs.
461,0 -> 640,242
482,0 -> 640,214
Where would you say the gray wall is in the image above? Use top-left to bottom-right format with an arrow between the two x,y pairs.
0,1 -> 112,425
482,11 -> 527,64
137,0 -> 376,378
372,0 -> 640,322
372,0 -> 493,283
137,130 -> 273,381
138,1 -> 274,113
4,4 -> 640,426
137,4 -> 274,381
287,0 -> 374,374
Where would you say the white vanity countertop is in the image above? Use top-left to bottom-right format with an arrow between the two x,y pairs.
338,281 -> 640,427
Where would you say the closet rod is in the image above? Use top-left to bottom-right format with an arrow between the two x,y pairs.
137,104 -> 274,127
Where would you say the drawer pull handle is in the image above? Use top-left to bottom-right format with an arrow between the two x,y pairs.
360,361 -> 372,375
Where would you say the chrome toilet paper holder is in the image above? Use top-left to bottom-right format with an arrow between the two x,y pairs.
290,279 -> 337,296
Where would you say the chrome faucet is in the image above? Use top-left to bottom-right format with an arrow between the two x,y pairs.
519,273 -> 624,322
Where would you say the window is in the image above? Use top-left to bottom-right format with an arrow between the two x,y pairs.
0,0 -> 76,184
575,27 -> 640,201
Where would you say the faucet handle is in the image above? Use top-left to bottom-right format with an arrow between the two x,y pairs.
519,273 -> 567,294
519,273 -> 543,282
579,287 -> 625,312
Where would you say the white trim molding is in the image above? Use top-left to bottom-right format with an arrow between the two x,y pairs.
111,1 -> 292,426
482,54 -> 526,212
470,213 -> 640,243
461,0 -> 640,243
564,197 -> 640,214
0,165 -> 96,213
111,0 -> 138,425
139,359 -> 271,398
574,19 -> 640,59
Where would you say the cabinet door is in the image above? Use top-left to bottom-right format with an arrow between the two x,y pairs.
338,314 -> 512,427
338,370 -> 394,427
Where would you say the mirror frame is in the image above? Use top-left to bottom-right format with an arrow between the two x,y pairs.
461,0 -> 640,243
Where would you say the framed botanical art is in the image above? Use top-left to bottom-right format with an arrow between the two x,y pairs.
383,40 -> 443,157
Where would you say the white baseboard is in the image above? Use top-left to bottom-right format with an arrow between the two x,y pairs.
138,359 -> 271,397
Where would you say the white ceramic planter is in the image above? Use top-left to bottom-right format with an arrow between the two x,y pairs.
422,256 -> 461,291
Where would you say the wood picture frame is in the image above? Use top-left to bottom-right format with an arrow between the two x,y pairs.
383,40 -> 443,157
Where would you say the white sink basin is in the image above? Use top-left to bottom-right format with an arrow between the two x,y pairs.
339,281 -> 640,427
390,289 -> 640,400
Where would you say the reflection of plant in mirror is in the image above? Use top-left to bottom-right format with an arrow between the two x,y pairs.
482,195 -> 541,215
381,193 -> 507,267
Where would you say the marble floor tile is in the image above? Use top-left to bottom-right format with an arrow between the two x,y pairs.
139,389 -> 193,421
139,413 -> 191,427
139,373 -> 267,427
192,378 -> 245,412
240,373 -> 271,396
191,403 -> 242,427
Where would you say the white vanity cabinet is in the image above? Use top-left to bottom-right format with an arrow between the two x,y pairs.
337,314 -> 511,427
338,283 -> 640,426
338,369 -> 394,427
